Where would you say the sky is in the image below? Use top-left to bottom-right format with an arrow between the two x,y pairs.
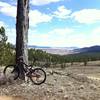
0,0 -> 100,47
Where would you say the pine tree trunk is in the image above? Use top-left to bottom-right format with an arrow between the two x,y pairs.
16,0 -> 29,80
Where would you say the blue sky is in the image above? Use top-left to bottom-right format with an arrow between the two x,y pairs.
0,0 -> 100,47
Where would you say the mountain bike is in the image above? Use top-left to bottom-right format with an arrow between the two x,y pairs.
3,57 -> 46,85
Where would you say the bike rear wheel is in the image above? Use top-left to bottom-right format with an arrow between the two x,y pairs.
30,68 -> 46,85
3,65 -> 19,80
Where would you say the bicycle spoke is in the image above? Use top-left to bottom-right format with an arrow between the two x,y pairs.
3,65 -> 19,80
30,68 -> 46,85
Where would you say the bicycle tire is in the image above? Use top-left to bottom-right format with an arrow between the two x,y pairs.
3,65 -> 19,80
30,68 -> 46,85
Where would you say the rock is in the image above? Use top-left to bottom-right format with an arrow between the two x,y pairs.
68,73 -> 90,83
46,88 -> 52,93
54,78 -> 57,82
46,72 -> 50,76
21,83 -> 27,87
58,86 -> 65,93
78,85 -> 84,90
90,84 -> 97,90
0,73 -> 7,85
67,82 -> 73,86
48,69 -> 54,75
63,94 -> 69,99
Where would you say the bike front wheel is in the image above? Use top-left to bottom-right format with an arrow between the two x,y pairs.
3,65 -> 19,80
30,68 -> 46,85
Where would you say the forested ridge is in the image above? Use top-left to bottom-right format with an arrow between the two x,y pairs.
0,26 -> 100,66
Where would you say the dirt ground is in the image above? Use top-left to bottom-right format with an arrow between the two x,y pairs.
0,61 -> 100,100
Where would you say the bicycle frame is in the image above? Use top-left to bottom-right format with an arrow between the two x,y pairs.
3,59 -> 46,85
16,61 -> 33,74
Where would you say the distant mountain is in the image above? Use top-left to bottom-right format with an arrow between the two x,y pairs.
74,45 -> 100,53
28,45 -> 78,50
28,45 -> 78,55
28,45 -> 100,55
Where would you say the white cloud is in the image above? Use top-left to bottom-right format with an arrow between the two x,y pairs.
1,2 -> 100,47
30,0 -> 60,6
0,1 -> 17,17
3,25 -> 100,47
89,27 -> 100,46
0,21 -> 6,27
28,27 -> 100,47
28,27 -> 74,47
28,29 -> 49,46
6,28 -> 16,44
72,9 -> 100,24
0,2 -> 53,27
66,27 -> 100,47
53,6 -> 71,19
92,27 -> 100,34
0,1 -> 10,7
0,21 -> 16,44
29,10 -> 52,27
65,34 -> 90,47
48,28 -> 73,36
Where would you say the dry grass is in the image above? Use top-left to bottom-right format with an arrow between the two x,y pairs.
1,61 -> 100,100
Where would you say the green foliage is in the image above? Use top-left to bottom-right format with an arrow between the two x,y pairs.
28,49 -> 52,65
1,26 -> 100,67
3,42 -> 15,65
28,48 -> 100,66
0,26 -> 7,43
0,27 -> 15,66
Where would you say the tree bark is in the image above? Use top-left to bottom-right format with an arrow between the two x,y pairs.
16,0 -> 29,80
